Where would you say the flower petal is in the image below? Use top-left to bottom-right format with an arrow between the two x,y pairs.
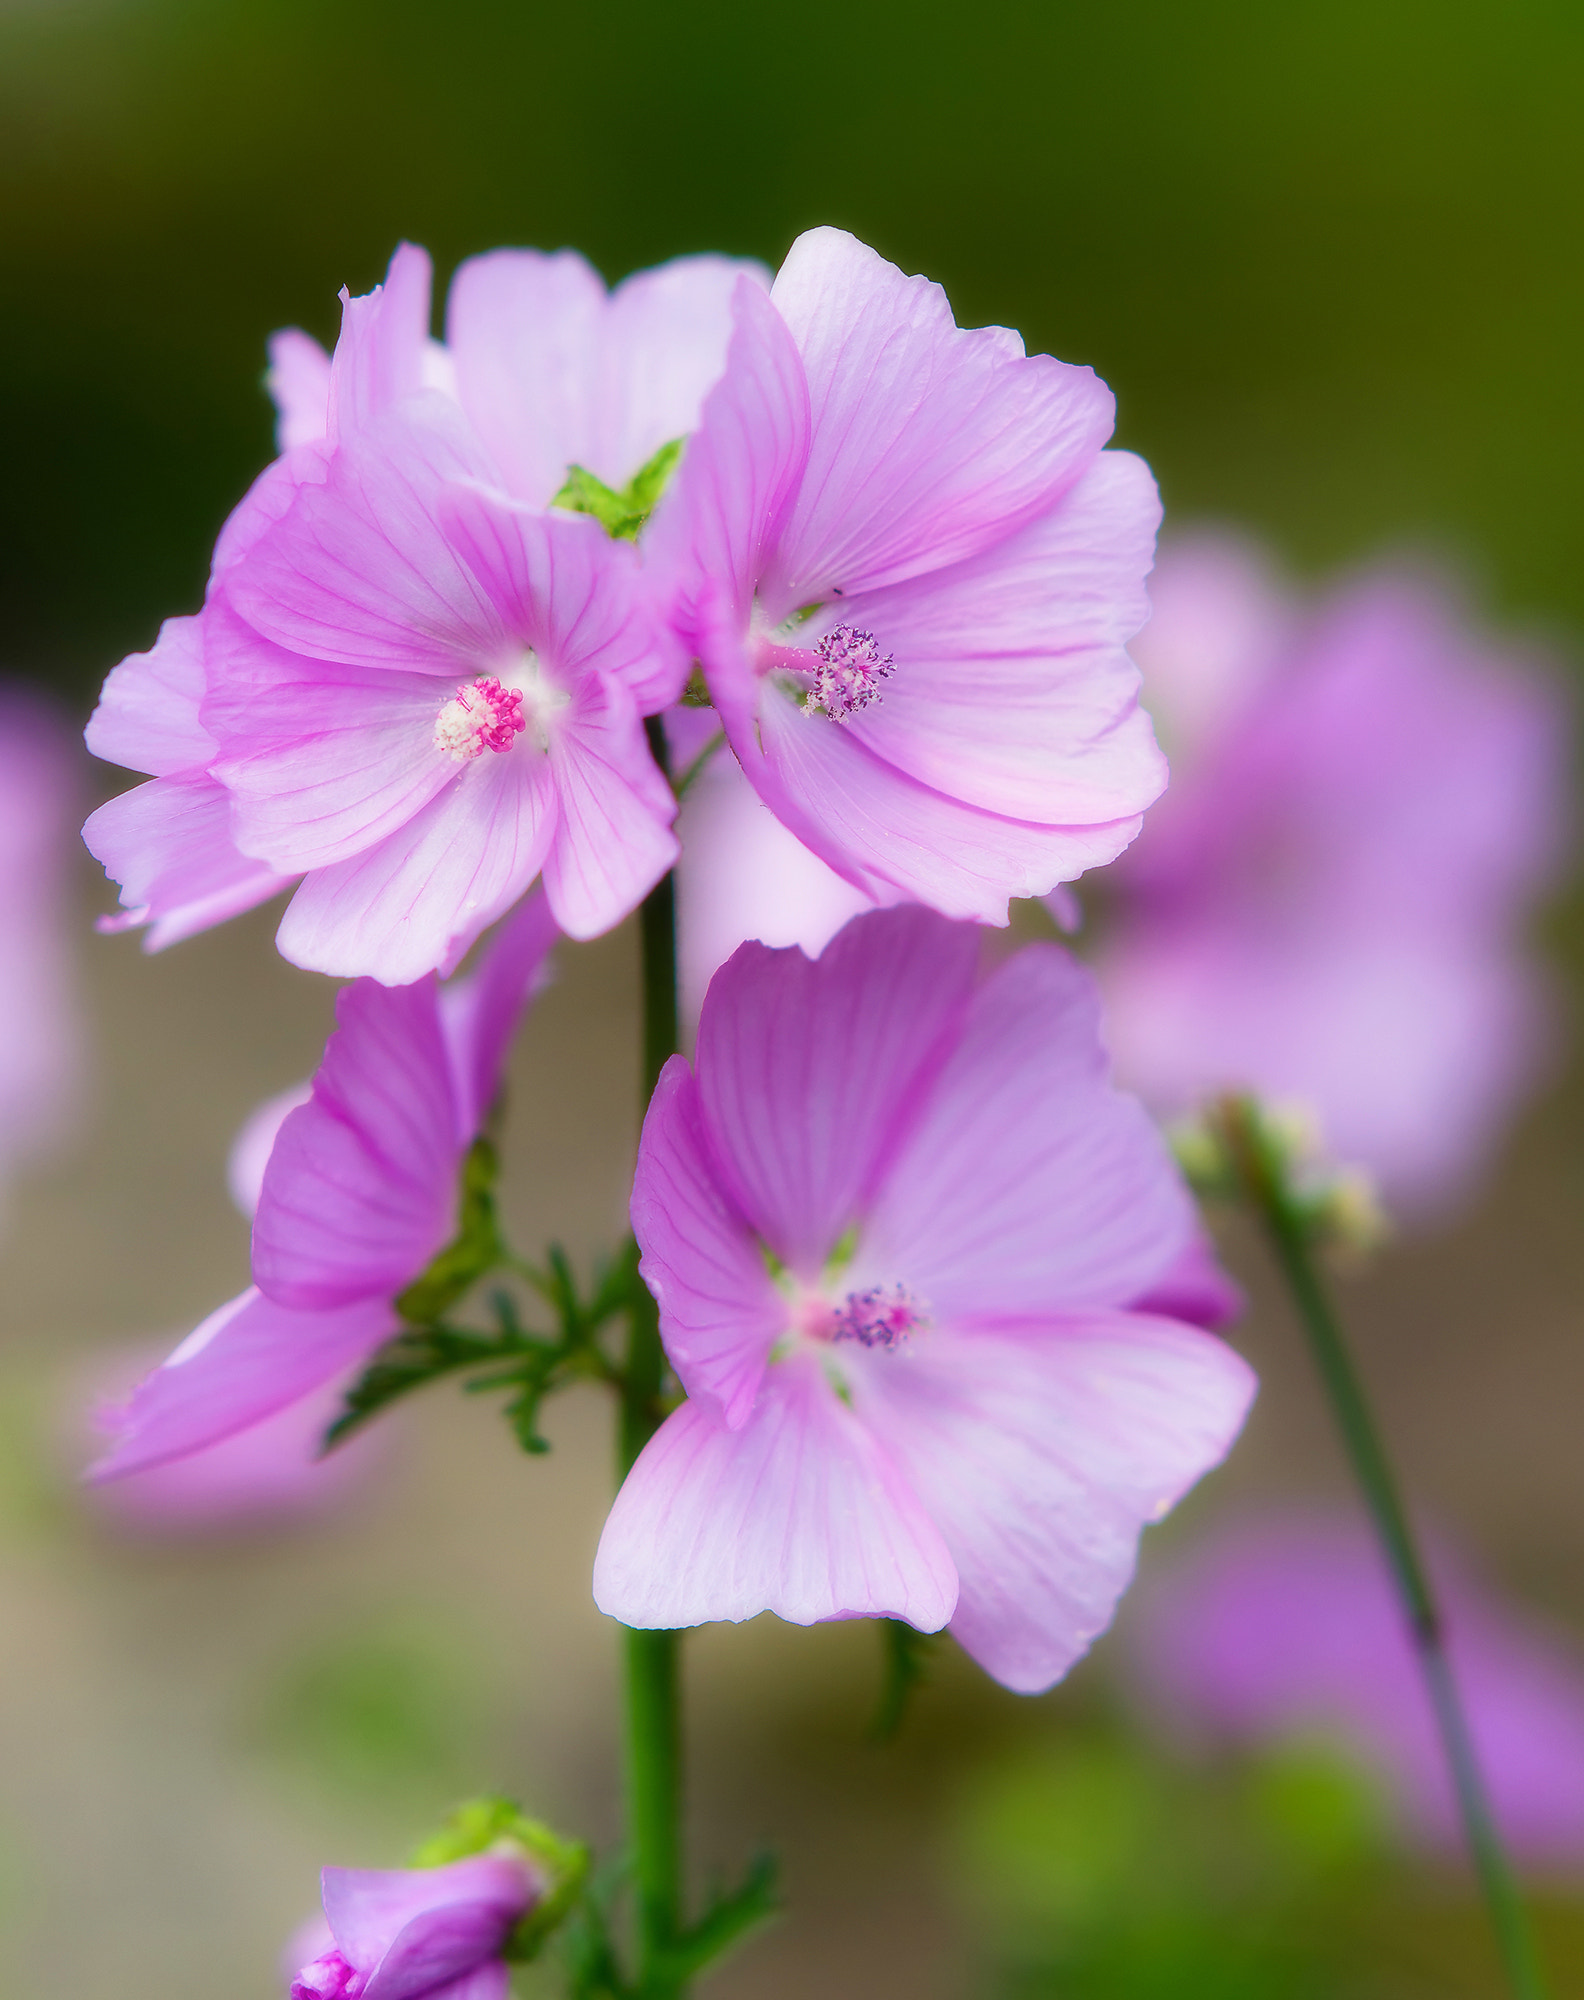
267,327 -> 333,453
223,405 -> 508,674
84,773 -> 294,951
693,906 -> 980,1275
746,683 -> 1146,919
322,1855 -> 534,1994
542,678 -> 677,940
852,1314 -> 1256,1692
644,276 -> 810,636
762,227 -> 1115,604
835,451 -> 1166,821
438,887 -> 560,1142
252,977 -> 460,1310
85,615 -> 212,776
86,1287 -> 396,1480
858,943 -> 1195,1318
272,751 -> 557,984
593,1349 -> 958,1631
326,241 -> 437,446
630,1056 -> 788,1424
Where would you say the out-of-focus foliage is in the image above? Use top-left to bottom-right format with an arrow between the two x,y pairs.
1,0 -> 1582,698
952,1722 -> 1584,1998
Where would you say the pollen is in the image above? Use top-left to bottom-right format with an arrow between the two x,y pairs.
830,1283 -> 926,1350
433,676 -> 527,761
804,624 -> 894,721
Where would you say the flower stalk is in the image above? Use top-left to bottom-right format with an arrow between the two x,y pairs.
1213,1095 -> 1551,2000
622,714 -> 688,1996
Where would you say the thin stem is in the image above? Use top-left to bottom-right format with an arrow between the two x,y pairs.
622,719 -> 686,1997
1216,1097 -> 1550,2000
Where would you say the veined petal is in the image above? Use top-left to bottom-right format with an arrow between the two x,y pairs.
327,242 -> 437,446
693,907 -> 980,1275
859,943 -> 1194,1318
253,978 -> 461,1309
593,1350 -> 958,1631
542,676 -> 677,940
207,642 -> 459,873
273,752 -> 557,984
852,1314 -> 1256,1692
630,1057 -> 788,1425
644,277 -> 810,637
84,773 -> 294,951
748,685 -> 1146,919
836,451 -> 1166,821
224,405 -> 509,674
85,615 -> 212,776
87,1287 -> 396,1480
762,227 -> 1115,604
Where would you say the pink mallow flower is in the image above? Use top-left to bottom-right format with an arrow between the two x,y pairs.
288,1852 -> 540,2000
1093,535 -> 1573,1211
87,892 -> 557,1485
593,908 -> 1256,1694
87,241 -> 760,982
0,687 -> 83,1225
644,227 -> 1167,925
1130,1510 -> 1584,1869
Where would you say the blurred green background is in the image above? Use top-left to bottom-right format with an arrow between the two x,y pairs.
3,1 -> 1584,1995
4,0 -> 1584,697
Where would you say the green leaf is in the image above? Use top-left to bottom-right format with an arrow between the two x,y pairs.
322,1320 -> 526,1450
550,437 -> 685,541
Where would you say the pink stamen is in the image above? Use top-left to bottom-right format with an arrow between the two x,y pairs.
433,676 -> 527,761
804,625 -> 894,721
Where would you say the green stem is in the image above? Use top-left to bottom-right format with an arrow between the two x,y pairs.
1216,1097 -> 1551,2000
622,716 -> 686,1997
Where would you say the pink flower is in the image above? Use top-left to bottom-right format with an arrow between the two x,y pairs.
593,909 -> 1255,1694
288,1852 -> 540,2000
644,227 -> 1167,924
87,243 -> 762,980
0,687 -> 83,1222
1130,1510 -> 1584,1869
88,892 -> 557,1484
1093,536 -> 1573,1210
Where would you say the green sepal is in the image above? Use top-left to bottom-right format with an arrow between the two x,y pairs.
868,1617 -> 939,1742
395,1135 -> 505,1325
409,1795 -> 591,1964
550,437 -> 684,541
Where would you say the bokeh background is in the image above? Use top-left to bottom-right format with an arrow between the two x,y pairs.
2,0 -> 1583,1993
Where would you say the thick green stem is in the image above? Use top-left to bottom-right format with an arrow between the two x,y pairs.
1216,1097 -> 1550,2000
623,722 -> 686,1996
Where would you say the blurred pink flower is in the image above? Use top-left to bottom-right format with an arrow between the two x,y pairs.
594,908 -> 1255,1693
1093,535 -> 1573,1210
288,1852 -> 539,2000
0,687 -> 83,1224
1130,1510 -> 1584,1868
645,227 -> 1167,924
88,892 -> 557,1485
80,1347 -> 385,1534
